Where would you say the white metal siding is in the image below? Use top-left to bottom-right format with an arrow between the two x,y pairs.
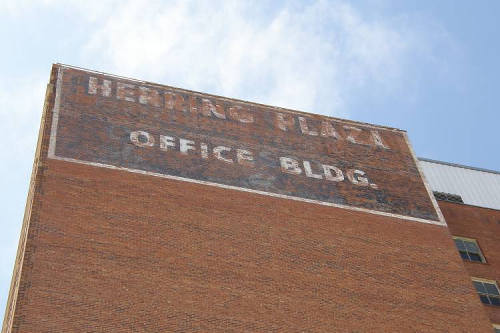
419,160 -> 500,210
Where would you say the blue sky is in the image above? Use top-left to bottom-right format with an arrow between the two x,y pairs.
1,0 -> 499,314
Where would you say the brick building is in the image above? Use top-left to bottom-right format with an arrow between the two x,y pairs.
1,64 -> 498,332
419,159 -> 500,331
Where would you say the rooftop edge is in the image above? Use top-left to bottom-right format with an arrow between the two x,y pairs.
419,157 -> 500,175
54,63 -> 406,133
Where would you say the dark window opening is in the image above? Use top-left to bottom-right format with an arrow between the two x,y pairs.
473,279 -> 500,306
433,191 -> 464,203
453,237 -> 486,263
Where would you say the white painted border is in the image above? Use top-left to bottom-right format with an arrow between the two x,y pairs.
47,65 -> 446,227
48,67 -> 63,157
404,133 -> 447,225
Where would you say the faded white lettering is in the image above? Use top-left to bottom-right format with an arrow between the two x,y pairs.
159,135 -> 176,151
229,106 -> 254,124
371,130 -> 389,149
179,138 -> 196,155
129,130 -> 380,190
139,86 -> 160,107
200,143 -> 209,159
213,146 -> 233,163
276,113 -> 295,132
299,117 -> 319,136
87,78 -> 391,153
88,77 -> 111,97
320,121 -> 340,139
130,131 -> 154,147
236,149 -> 254,166
346,169 -> 368,186
346,169 -> 377,188
202,99 -> 226,119
323,165 -> 344,182
280,157 -> 302,175
279,158 -> 378,189
303,161 -> 322,179
343,126 -> 363,144
117,82 -> 135,102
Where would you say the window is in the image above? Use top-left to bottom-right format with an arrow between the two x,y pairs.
453,237 -> 486,263
472,278 -> 500,306
493,324 -> 500,333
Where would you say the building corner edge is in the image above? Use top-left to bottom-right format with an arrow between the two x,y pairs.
403,132 -> 447,226
1,65 -> 59,333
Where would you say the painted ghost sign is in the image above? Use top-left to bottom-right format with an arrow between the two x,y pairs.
48,65 -> 444,225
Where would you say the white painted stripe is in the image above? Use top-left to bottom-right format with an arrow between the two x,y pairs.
48,67 -> 63,158
49,154 -> 445,226
47,65 -> 445,227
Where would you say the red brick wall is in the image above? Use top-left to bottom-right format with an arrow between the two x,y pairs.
51,66 -> 440,222
2,65 -> 494,332
440,200 -> 500,325
5,157 -> 492,332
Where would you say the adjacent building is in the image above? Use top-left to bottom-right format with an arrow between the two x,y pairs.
420,158 -> 500,330
1,64 -> 498,332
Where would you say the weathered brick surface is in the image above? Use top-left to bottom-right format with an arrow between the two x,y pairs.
8,159 -> 493,332
2,65 -> 494,332
51,66 -> 439,221
439,200 -> 500,324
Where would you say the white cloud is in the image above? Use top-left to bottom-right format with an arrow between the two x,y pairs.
74,0 -> 429,117
1,0 -> 448,117
0,76 -> 46,159
0,74 -> 46,313
0,0 -> 459,315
